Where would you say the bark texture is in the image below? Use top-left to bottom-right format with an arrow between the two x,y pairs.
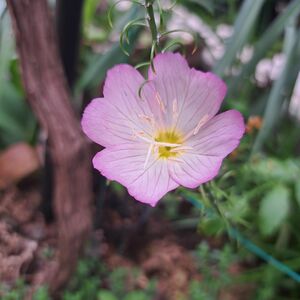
6,0 -> 92,293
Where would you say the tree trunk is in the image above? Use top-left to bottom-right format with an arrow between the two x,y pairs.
6,0 -> 93,294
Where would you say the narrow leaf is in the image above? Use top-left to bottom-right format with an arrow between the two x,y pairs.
213,0 -> 266,76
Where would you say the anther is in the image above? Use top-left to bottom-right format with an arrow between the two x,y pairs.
138,113 -> 155,128
172,98 -> 178,115
155,92 -> 166,113
172,98 -> 179,123
193,114 -> 210,135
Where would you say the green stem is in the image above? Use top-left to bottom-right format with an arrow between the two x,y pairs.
145,0 -> 160,52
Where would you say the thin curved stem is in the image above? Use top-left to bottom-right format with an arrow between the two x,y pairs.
145,0 -> 160,52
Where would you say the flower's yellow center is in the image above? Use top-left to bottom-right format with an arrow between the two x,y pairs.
155,130 -> 182,158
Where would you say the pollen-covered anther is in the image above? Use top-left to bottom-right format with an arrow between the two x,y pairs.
139,113 -> 153,122
193,114 -> 210,135
155,92 -> 166,113
138,113 -> 156,129
137,130 -> 146,136
172,98 -> 179,122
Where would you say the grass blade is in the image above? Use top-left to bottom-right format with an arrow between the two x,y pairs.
213,0 -> 266,76
229,0 -> 300,94
252,19 -> 300,153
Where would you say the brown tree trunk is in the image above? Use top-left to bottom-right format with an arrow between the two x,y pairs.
6,0 -> 93,294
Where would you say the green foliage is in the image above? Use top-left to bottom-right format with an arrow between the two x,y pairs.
258,185 -> 290,236
97,290 -> 118,300
229,0 -> 300,91
185,0 -> 215,15
61,259 -> 156,300
0,280 -> 26,300
295,181 -> 300,208
214,0 -> 266,76
33,287 -> 51,300
83,0 -> 101,28
253,17 -> 300,152
188,243 -> 237,300
0,13 -> 36,149
76,6 -> 143,95
0,258 -> 156,299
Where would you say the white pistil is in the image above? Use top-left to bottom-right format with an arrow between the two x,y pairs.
155,141 -> 182,147
135,131 -> 181,147
143,140 -> 182,169
170,146 -> 193,153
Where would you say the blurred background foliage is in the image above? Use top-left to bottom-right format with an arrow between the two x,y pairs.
1,0 -> 300,299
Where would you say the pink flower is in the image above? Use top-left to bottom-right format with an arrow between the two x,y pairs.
81,53 -> 245,206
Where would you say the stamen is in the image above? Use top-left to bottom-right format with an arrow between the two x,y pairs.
144,143 -> 154,170
131,126 -> 138,139
172,98 -> 178,115
155,92 -> 166,113
136,134 -> 155,144
137,130 -> 146,136
193,114 -> 210,135
132,130 -> 155,145
183,114 -> 211,142
138,113 -> 156,129
172,98 -> 179,123
170,146 -> 193,153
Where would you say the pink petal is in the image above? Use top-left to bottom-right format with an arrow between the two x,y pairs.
81,64 -> 154,147
176,70 -> 227,135
148,52 -> 190,80
147,52 -> 227,133
93,143 -> 179,206
169,110 -> 245,188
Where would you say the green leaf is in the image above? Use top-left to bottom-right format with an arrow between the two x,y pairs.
33,286 -> 50,300
247,158 -> 300,183
97,290 -> 118,300
199,216 -> 225,236
185,0 -> 215,15
124,291 -> 148,300
0,13 -> 36,147
213,0 -> 266,76
259,185 -> 290,236
295,181 -> 300,208
83,0 -> 100,28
